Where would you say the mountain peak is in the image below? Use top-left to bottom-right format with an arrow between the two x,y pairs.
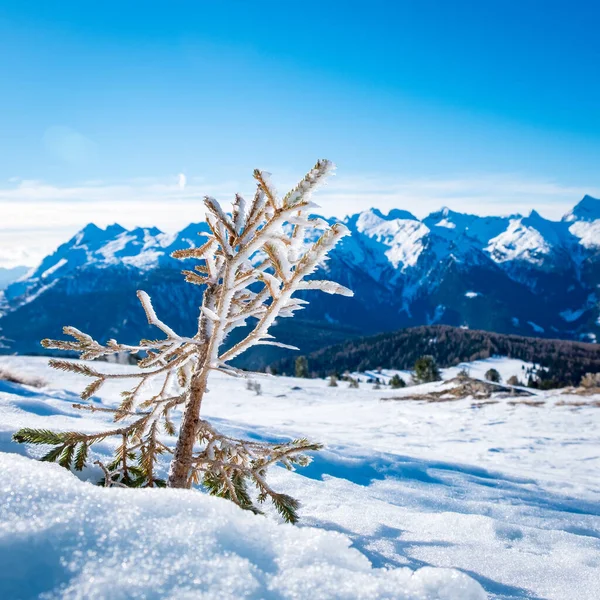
76,223 -> 127,244
562,195 -> 600,222
385,208 -> 418,221
346,207 -> 417,230
365,207 -> 416,221
80,223 -> 102,235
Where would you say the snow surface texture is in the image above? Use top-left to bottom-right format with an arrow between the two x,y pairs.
0,455 -> 484,600
1,356 -> 600,600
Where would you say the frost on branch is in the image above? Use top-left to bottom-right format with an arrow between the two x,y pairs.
13,159 -> 351,523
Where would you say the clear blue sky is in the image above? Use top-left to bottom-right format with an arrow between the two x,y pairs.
1,1 -> 600,266
1,0 -> 599,181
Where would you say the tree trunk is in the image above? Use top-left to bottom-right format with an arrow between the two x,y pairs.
167,369 -> 207,488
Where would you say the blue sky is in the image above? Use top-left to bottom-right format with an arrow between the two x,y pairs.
1,1 -> 600,265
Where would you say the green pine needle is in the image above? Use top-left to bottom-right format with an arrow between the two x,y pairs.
40,445 -> 66,463
74,443 -> 89,471
12,428 -> 67,445
58,444 -> 76,470
271,493 -> 300,524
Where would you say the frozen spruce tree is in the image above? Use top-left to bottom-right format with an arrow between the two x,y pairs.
13,160 -> 352,523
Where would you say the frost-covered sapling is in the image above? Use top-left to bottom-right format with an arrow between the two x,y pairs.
13,160 -> 353,523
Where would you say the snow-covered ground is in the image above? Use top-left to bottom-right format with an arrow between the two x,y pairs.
1,356 -> 599,600
354,357 -> 532,385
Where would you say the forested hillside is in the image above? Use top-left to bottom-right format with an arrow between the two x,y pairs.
271,325 -> 600,386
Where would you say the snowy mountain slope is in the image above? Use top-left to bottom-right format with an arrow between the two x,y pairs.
1,355 -> 599,600
1,196 -> 600,364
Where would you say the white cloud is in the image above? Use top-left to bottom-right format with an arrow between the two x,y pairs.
0,171 -> 597,268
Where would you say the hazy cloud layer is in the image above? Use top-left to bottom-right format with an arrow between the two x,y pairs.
0,172 -> 596,268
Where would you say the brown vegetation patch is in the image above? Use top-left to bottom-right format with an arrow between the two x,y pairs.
560,385 -> 600,397
383,376 -> 534,403
0,367 -> 46,388
555,399 -> 600,408
507,400 -> 546,407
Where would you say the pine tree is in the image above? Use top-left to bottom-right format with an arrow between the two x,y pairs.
327,374 -> 338,387
484,368 -> 501,383
389,374 -> 405,389
413,355 -> 441,384
295,356 -> 309,378
12,160 -> 352,523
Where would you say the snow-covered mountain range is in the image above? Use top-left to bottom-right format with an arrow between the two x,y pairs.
1,195 -> 600,366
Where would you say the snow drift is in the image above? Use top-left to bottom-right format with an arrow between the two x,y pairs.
0,453 -> 485,600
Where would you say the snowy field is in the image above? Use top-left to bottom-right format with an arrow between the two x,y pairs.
1,355 -> 599,600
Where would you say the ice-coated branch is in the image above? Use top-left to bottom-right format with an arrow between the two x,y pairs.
15,159 -> 352,521
136,290 -> 179,339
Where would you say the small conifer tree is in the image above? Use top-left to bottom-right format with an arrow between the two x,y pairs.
328,374 -> 338,387
389,374 -> 405,389
484,368 -> 501,383
413,355 -> 441,384
295,356 -> 309,378
13,160 -> 352,523
348,377 -> 359,388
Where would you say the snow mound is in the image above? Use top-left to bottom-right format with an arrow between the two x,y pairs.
0,453 -> 486,600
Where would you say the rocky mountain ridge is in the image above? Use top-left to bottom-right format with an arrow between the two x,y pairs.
1,195 -> 599,367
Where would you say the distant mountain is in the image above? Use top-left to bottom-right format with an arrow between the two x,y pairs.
0,266 -> 28,291
1,195 -> 600,367
271,325 -> 600,387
